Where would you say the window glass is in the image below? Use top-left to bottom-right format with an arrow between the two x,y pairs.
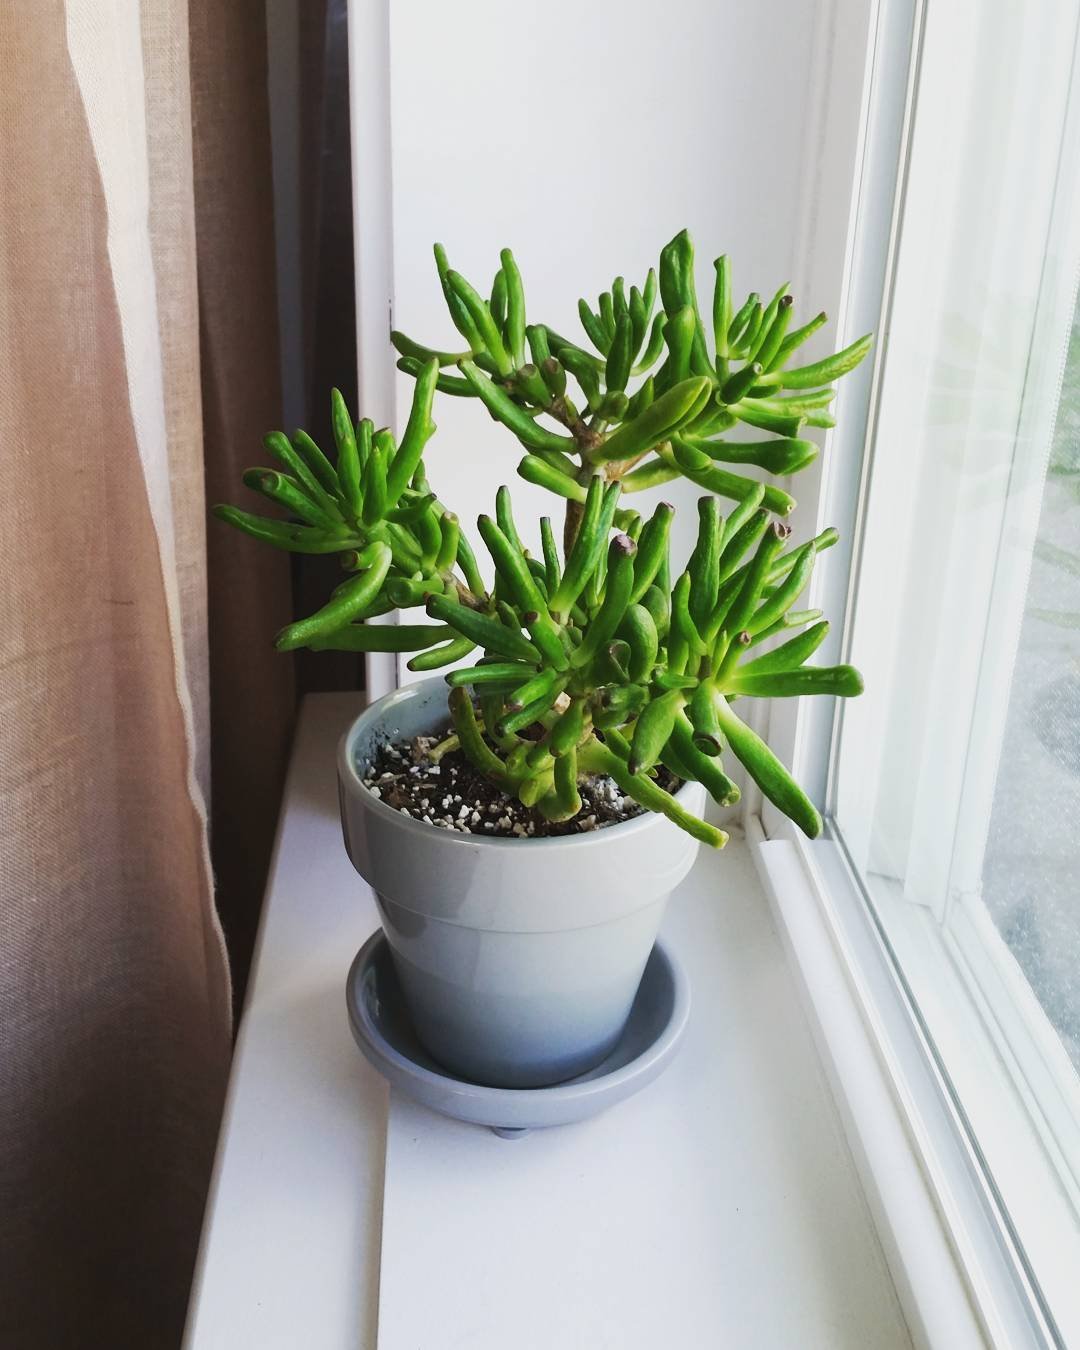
981,306 -> 1080,1067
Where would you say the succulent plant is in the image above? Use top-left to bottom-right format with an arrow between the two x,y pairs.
215,230 -> 870,847
392,229 -> 871,534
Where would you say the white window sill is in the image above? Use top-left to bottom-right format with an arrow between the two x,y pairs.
184,693 -> 911,1350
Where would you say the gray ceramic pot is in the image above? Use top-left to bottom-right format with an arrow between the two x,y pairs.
337,678 -> 705,1088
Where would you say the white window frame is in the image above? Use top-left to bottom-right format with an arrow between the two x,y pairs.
754,1 -> 1079,1346
348,0 -> 397,703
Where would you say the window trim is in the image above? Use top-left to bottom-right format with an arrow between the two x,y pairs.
348,0 -> 398,703
748,0 -> 1078,1343
756,0 -> 925,829
822,0 -> 1080,909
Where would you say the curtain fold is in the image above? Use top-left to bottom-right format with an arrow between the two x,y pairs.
190,0 -> 296,1007
0,1 -> 290,1344
293,0 -> 365,700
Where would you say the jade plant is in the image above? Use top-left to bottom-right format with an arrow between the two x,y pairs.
215,230 -> 870,848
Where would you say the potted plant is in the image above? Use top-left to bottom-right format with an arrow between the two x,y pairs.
215,229 -> 869,1089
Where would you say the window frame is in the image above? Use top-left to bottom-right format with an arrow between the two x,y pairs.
757,0 -> 923,827
751,0 -> 1080,1344
348,0 -> 398,704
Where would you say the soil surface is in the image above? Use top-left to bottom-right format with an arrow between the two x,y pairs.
360,730 -> 681,839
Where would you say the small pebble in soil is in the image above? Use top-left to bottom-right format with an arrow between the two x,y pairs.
359,729 -> 681,839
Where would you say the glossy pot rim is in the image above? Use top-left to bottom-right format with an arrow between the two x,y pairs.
337,677 -> 703,853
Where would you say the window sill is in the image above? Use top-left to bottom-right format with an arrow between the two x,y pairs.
184,694 -> 909,1350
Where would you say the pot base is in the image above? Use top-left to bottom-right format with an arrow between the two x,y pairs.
345,929 -> 690,1137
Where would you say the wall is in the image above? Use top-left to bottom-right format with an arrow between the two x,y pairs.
393,0 -> 813,535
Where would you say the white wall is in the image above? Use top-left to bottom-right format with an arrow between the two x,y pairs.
389,0 -> 815,549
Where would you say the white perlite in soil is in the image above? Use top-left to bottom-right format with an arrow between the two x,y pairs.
360,733 -> 677,839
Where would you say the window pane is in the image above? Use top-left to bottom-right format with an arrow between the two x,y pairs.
832,1 -> 1080,1336
983,332 -> 1080,1067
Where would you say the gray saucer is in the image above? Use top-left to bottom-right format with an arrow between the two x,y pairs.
345,930 -> 690,1138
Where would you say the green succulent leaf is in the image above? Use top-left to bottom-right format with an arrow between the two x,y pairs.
215,229 -> 870,845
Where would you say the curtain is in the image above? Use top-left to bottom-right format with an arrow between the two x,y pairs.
191,0 -> 296,1005
0,1 -> 290,1345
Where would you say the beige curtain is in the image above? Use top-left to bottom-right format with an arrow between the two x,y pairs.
190,0 -> 296,1000
0,2 -> 290,1345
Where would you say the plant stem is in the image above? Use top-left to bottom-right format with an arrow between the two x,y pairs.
578,738 -> 728,848
428,732 -> 460,764
563,496 -> 585,557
